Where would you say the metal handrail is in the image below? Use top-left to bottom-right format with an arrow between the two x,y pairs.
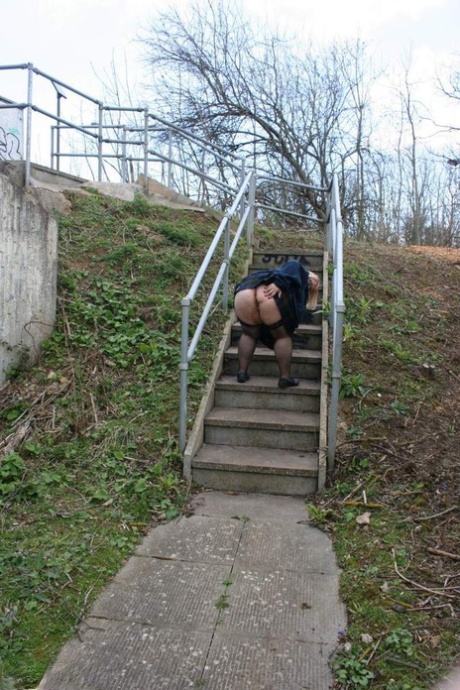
326,173 -> 345,471
0,64 -> 245,196
0,63 -> 345,470
179,170 -> 255,451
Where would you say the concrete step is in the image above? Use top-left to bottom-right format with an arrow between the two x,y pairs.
300,307 -> 323,327
231,322 -> 323,350
251,250 -> 324,272
215,375 -> 320,413
191,444 -> 319,495
224,346 -> 321,380
204,407 -> 319,451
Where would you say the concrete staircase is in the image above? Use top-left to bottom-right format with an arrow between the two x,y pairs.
186,248 -> 328,496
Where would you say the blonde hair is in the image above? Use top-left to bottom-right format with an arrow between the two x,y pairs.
306,272 -> 320,310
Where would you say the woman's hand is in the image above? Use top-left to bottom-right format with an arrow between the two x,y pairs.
263,283 -> 282,299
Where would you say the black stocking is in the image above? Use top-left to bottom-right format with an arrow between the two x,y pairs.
238,325 -> 260,373
268,323 -> 293,379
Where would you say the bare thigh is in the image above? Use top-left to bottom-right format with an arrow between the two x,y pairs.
255,285 -> 283,325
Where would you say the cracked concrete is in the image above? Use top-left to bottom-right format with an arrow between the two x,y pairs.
37,491 -> 346,690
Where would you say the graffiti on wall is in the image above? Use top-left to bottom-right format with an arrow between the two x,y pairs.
0,108 -> 23,161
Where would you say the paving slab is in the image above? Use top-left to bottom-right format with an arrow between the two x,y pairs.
38,491 -> 346,690
136,514 -> 243,563
203,634 -> 336,690
235,520 -> 337,573
37,620 -> 212,690
191,490 -> 310,521
219,568 -> 344,643
91,557 -> 229,631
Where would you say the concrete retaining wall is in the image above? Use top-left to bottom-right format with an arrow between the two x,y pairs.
0,171 -> 57,387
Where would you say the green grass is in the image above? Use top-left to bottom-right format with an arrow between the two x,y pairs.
309,242 -> 460,689
2,210 -> 459,690
0,189 -> 248,688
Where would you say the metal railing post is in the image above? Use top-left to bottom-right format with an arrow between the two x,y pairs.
50,125 -> 55,170
143,110 -> 149,192
121,125 -> 128,183
247,172 -> 256,247
179,298 -> 191,453
326,172 -> 345,474
167,128 -> 173,189
97,103 -> 103,181
239,157 -> 246,219
222,218 -> 230,310
25,63 -> 34,187
328,306 -> 345,468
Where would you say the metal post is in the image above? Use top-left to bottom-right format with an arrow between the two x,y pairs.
222,220 -> 230,310
97,103 -> 103,181
167,128 -> 173,189
56,93 -> 62,171
179,298 -> 191,453
239,157 -> 246,220
50,126 -> 55,170
143,110 -> 149,192
25,63 -> 34,188
122,125 -> 127,183
246,172 -> 256,247
327,175 -> 345,473
328,306 -> 345,470
329,209 -> 337,324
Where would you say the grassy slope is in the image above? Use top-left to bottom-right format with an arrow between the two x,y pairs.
0,197 -> 459,689
256,231 -> 460,689
0,189 -> 247,688
318,242 -> 460,690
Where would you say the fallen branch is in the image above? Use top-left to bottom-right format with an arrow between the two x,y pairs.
336,437 -> 387,448
0,421 -> 32,458
344,501 -> 384,509
342,481 -> 365,503
427,547 -> 460,561
392,549 -> 456,599
403,506 -> 458,523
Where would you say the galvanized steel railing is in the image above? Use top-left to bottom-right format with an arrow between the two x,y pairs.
0,63 -> 245,202
0,63 -> 345,472
326,173 -> 345,472
179,171 -> 256,452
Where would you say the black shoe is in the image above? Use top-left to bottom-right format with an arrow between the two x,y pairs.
278,377 -> 299,389
237,371 -> 250,383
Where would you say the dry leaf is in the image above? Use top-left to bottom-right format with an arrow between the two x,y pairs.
356,512 -> 371,526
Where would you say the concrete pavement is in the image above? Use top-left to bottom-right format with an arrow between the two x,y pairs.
37,491 -> 346,690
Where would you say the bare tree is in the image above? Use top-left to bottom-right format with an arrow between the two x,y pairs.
139,0 -> 376,222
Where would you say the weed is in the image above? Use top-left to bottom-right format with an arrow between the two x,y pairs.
215,592 -> 230,612
379,338 -> 420,365
340,372 -> 367,399
333,652 -> 375,688
215,575 -> 234,617
383,628 -> 415,658
0,190 -> 239,687
308,503 -> 336,526
230,515 -> 250,523
0,660 -> 16,690
390,399 -> 410,416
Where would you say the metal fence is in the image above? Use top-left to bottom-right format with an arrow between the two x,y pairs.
0,63 -> 245,203
0,62 -> 344,473
326,173 -> 346,471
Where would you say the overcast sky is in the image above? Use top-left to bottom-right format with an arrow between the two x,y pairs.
2,0 -> 459,89
1,0 -> 459,153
